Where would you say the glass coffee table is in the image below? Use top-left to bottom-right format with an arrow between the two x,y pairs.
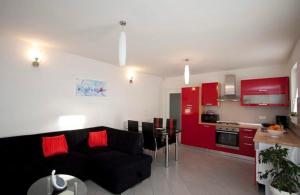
27,174 -> 87,195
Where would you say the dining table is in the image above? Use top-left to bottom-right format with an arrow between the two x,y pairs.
155,128 -> 181,167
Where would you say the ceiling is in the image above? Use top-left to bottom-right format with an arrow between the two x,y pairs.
0,0 -> 300,77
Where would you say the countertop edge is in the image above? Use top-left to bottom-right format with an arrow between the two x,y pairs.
253,129 -> 300,148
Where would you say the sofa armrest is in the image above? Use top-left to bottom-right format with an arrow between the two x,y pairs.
104,127 -> 143,155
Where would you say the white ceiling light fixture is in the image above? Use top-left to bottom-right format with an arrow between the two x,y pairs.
184,59 -> 190,85
119,20 -> 127,66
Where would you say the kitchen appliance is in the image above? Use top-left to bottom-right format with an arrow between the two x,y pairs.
217,74 -> 240,102
201,114 -> 219,123
276,115 -> 288,128
216,121 -> 240,149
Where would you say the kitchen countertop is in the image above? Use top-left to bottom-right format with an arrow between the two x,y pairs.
253,129 -> 300,148
199,122 -> 217,126
199,122 -> 262,129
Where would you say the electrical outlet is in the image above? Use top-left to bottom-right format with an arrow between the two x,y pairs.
258,115 -> 266,120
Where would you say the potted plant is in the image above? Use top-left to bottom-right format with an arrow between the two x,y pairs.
259,144 -> 300,195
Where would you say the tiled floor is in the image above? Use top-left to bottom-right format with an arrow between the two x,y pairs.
85,145 -> 263,195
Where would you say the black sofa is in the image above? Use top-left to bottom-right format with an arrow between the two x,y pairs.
0,126 -> 152,195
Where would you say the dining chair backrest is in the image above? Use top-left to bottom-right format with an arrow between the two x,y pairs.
128,120 -> 139,132
166,118 -> 177,144
153,118 -> 163,128
166,118 -> 177,130
142,122 -> 156,150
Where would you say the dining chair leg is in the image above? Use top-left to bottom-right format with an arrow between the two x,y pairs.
154,138 -> 158,160
165,134 -> 169,167
175,134 -> 179,161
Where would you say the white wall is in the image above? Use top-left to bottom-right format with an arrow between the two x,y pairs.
0,36 -> 162,137
162,65 -> 290,124
288,39 -> 300,96
287,38 -> 300,127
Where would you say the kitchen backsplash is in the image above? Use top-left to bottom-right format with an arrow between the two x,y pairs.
204,101 -> 289,124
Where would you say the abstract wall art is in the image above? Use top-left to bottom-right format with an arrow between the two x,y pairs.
76,79 -> 107,96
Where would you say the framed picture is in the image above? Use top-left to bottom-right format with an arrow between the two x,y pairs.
76,79 -> 107,96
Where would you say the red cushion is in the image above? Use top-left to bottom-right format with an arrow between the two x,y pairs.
42,134 -> 68,158
88,130 -> 108,148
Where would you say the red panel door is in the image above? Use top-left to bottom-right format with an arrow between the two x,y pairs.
181,87 -> 200,147
198,124 -> 216,149
201,82 -> 219,106
197,124 -> 206,148
181,115 -> 198,146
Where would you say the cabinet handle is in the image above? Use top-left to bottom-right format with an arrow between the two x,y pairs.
241,129 -> 254,132
243,136 -> 253,139
206,103 -> 212,106
244,143 -> 253,146
203,125 -> 210,128
258,103 -> 268,106
258,89 -> 268,92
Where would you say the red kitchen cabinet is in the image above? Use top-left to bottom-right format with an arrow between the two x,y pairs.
182,115 -> 199,146
202,82 -> 220,106
198,124 -> 216,149
239,128 -> 256,157
241,77 -> 289,106
181,87 -> 200,147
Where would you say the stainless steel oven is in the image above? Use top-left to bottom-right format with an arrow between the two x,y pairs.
216,124 -> 239,150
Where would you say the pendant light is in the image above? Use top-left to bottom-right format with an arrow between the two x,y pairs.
119,20 -> 127,66
184,59 -> 190,85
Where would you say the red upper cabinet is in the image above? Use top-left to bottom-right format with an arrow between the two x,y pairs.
201,82 -> 220,106
181,87 -> 200,146
241,77 -> 289,106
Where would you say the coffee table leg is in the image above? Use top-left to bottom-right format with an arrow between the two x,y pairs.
165,134 -> 169,167
74,182 -> 78,195
47,176 -> 51,195
175,133 -> 178,161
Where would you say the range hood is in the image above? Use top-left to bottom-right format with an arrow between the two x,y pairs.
217,74 -> 240,102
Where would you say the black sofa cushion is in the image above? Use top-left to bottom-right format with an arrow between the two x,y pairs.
80,146 -> 111,155
89,150 -> 152,194
42,152 -> 89,180
105,127 -> 144,155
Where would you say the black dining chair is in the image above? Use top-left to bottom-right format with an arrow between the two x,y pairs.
166,118 -> 177,144
142,122 -> 165,159
128,120 -> 139,132
153,118 -> 163,129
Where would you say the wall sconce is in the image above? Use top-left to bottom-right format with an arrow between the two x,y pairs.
29,48 -> 41,67
129,76 -> 134,84
127,69 -> 135,84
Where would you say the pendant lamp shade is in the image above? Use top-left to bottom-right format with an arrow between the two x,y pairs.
184,59 -> 190,85
119,21 -> 127,66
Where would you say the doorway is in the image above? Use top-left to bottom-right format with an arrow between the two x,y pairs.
169,93 -> 181,129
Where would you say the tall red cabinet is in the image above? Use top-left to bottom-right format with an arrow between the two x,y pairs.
181,87 -> 200,146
